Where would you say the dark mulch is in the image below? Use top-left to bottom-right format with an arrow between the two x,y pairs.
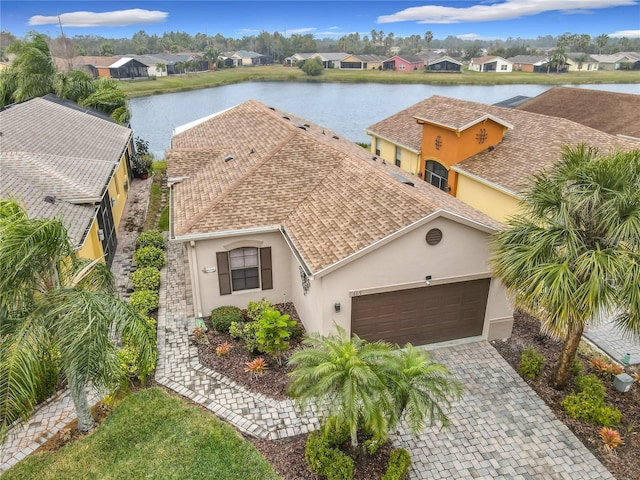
196,302 -> 396,479
491,311 -> 640,480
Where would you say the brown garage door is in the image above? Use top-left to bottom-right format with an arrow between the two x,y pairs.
351,278 -> 490,346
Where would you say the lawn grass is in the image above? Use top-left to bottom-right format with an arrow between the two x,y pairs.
119,65 -> 640,98
3,387 -> 281,480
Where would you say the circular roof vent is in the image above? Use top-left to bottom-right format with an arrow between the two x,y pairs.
426,228 -> 443,246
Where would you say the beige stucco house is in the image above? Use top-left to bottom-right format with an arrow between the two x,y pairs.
168,100 -> 514,346
366,93 -> 639,223
468,55 -> 513,72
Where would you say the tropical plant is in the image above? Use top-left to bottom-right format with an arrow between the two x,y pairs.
215,341 -> 232,356
133,246 -> 165,269
131,266 -> 161,291
599,427 -> 624,452
288,326 -> 461,449
53,70 -> 96,103
255,308 -> 296,363
78,77 -> 131,124
518,347 -> 545,379
6,32 -> 56,104
244,357 -> 268,377
129,290 -> 159,314
561,375 -> 621,427
491,145 -> 640,389
0,200 -> 156,438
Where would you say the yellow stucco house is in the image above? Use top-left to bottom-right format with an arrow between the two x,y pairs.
0,95 -> 135,265
366,93 -> 639,222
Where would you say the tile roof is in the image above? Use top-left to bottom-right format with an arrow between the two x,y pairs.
367,95 -> 639,195
168,100 -> 501,273
471,55 -> 510,64
515,86 -> 640,139
506,55 -> 548,64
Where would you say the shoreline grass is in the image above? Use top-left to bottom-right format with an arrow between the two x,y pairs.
119,65 -> 640,98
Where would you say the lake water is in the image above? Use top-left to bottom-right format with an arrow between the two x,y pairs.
129,82 -> 640,158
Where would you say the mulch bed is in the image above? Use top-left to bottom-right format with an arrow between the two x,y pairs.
491,311 -> 640,480
196,302 -> 395,479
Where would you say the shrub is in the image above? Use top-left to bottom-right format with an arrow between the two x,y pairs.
570,357 -> 583,376
241,321 -> 261,353
599,427 -> 624,452
131,267 -> 161,291
518,347 -> 545,379
256,308 -> 296,362
136,230 -> 165,250
216,341 -> 232,356
246,297 -> 273,322
133,246 -> 165,269
305,431 -> 355,480
129,290 -> 159,314
192,327 -> 209,345
245,357 -> 268,377
288,320 -> 303,340
229,321 -> 245,339
210,306 -> 243,332
561,374 -> 622,427
382,448 -> 412,480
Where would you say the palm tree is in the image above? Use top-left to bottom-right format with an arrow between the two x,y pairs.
288,326 -> 462,449
53,69 -> 96,102
7,32 -> 56,103
0,200 -> 156,438
288,327 -> 392,448
424,31 -> 434,50
595,34 -> 609,54
386,344 -> 462,433
79,77 -> 131,124
491,145 -> 640,390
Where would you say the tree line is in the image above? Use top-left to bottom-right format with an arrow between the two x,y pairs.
2,28 -> 638,65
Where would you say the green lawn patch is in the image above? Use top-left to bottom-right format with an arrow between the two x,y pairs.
3,387 -> 281,480
120,66 -> 640,98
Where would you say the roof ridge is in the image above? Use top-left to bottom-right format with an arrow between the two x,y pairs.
175,129 -> 299,236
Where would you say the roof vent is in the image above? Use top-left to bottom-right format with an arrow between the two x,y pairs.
488,145 -> 495,152
390,172 -> 415,187
332,135 -> 339,140
44,195 -> 57,204
303,123 -> 310,128
294,123 -> 307,130
382,159 -> 386,165
250,148 -> 255,154
268,106 -> 275,111
281,115 -> 290,120
372,156 -> 377,161
224,155 -> 233,162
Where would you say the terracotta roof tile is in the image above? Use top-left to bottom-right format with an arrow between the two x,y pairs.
169,100 -> 500,273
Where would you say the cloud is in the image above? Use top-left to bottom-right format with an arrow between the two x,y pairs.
29,8 -> 167,27
609,29 -> 640,38
456,33 -> 501,41
285,27 -> 317,35
377,0 -> 637,24
328,26 -> 339,30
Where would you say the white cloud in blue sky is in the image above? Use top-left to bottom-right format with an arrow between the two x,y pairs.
378,0 -> 637,24
29,8 -> 168,27
609,29 -> 640,38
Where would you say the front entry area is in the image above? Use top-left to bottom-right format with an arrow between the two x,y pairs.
351,278 -> 490,346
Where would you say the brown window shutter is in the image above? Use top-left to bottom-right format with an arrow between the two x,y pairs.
260,247 -> 273,290
216,252 -> 232,295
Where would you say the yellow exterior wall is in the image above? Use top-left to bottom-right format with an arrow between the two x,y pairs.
76,217 -> 105,261
369,136 -> 421,175
455,173 -> 522,222
107,154 -> 130,230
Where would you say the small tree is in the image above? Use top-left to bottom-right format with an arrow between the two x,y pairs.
301,57 -> 323,76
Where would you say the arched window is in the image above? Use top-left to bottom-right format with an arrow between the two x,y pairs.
424,160 -> 449,191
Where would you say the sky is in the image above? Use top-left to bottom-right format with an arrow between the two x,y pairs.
1,0 -> 639,42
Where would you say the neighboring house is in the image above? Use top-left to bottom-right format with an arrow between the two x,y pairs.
138,53 -> 207,74
590,53 -> 634,70
0,96 -> 135,265
52,56 -> 121,77
565,53 -> 598,72
468,56 -> 513,72
366,94 -> 638,222
107,57 -> 149,79
167,100 -> 514,346
507,55 -> 549,72
383,55 -> 425,71
229,50 -> 265,66
339,54 -> 387,70
425,56 -> 463,72
616,51 -> 640,69
284,52 -> 349,68
516,86 -> 640,140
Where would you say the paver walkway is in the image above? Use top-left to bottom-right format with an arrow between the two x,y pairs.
584,319 -> 640,365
